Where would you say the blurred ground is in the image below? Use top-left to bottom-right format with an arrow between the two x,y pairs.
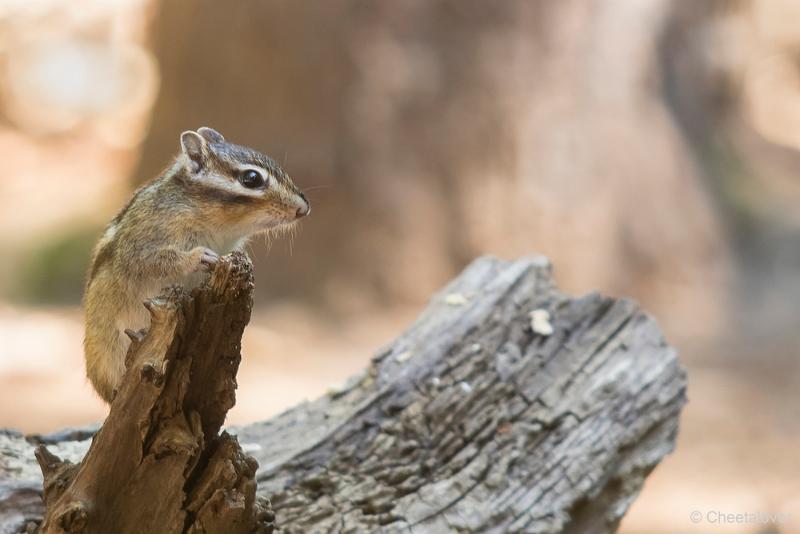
624,344 -> 800,533
0,301 -> 419,432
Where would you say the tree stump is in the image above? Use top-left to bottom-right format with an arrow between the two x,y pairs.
34,252 -> 273,534
0,255 -> 686,534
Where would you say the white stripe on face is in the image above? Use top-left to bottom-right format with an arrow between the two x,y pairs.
197,165 -> 272,198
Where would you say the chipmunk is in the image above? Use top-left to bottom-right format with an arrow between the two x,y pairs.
83,127 -> 309,403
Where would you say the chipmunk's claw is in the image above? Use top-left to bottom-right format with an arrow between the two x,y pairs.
124,328 -> 146,343
200,248 -> 220,272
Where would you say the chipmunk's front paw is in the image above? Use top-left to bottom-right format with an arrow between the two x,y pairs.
191,247 -> 220,272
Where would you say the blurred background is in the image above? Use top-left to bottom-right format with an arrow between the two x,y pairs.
0,0 -> 798,532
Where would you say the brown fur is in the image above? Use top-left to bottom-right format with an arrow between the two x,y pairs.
84,128 -> 308,402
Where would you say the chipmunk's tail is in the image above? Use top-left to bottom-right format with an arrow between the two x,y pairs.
84,311 -> 129,405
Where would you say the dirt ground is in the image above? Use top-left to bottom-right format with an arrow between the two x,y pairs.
0,303 -> 797,534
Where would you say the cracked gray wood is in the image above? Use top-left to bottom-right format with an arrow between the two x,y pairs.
0,255 -> 686,534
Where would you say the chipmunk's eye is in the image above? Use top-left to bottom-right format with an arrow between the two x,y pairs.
238,169 -> 265,189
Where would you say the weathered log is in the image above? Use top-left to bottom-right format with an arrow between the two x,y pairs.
0,255 -> 686,533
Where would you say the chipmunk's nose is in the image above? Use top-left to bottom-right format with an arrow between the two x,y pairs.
296,193 -> 310,218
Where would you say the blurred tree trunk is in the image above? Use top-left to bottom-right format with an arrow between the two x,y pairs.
137,0 -> 730,336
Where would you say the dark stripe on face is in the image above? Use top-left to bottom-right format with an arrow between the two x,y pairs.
201,187 -> 262,206
180,178 -> 262,206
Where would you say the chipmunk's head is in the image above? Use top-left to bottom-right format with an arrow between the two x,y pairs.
177,127 -> 309,235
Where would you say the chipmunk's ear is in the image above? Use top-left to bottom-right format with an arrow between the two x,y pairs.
197,126 -> 225,144
180,130 -> 208,173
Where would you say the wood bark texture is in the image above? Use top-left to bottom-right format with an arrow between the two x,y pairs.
0,255 -> 686,534
32,252 -> 273,534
